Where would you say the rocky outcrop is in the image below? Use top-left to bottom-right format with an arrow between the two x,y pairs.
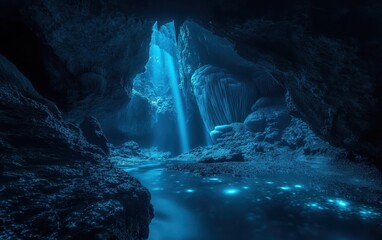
218,19 -> 381,162
165,0 -> 382,162
1,0 -> 153,122
0,55 -> 153,239
80,116 -> 109,155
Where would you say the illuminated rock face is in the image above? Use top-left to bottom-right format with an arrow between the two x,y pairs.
179,21 -> 283,140
191,65 -> 254,132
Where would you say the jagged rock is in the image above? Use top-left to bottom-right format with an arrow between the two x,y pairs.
0,55 -> 153,239
1,0 -> 153,122
213,18 -> 382,162
79,116 -> 109,155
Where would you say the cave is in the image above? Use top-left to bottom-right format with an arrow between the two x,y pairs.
1,1 -> 381,239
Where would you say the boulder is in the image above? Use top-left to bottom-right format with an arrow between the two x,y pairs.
79,116 -> 109,155
244,106 -> 291,134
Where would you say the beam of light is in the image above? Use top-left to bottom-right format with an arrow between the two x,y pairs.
149,22 -> 190,153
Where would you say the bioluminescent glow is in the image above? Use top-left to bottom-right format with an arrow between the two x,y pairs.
207,177 -> 223,183
148,22 -> 190,153
224,188 -> 239,195
307,203 -> 324,210
122,161 -> 382,240
328,199 -> 350,208
209,177 -> 220,181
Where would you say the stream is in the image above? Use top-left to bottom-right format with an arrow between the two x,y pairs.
121,162 -> 382,240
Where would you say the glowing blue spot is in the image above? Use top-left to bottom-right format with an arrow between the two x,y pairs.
266,181 -> 274,185
186,189 -> 194,193
307,203 -> 323,210
359,209 -> 374,217
280,186 -> 291,191
153,187 -> 164,191
328,199 -> 334,203
335,199 -> 349,208
242,186 -> 249,190
224,189 -> 239,195
294,184 -> 303,188
209,177 -> 222,182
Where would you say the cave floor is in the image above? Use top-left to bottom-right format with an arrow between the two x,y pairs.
117,156 -> 382,240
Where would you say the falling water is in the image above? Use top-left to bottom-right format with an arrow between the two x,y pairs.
150,21 -> 190,153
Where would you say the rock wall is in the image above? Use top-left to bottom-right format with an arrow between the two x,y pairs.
0,55 -> 153,239
216,19 -> 381,162
1,0 -> 154,122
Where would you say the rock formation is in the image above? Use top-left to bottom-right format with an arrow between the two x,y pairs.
0,55 -> 153,239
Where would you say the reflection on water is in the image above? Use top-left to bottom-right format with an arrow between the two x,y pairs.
121,164 -> 382,240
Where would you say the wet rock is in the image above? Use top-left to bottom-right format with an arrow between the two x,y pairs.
0,55 -> 153,239
210,124 -> 234,143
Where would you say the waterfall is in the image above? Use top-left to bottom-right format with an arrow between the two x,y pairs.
149,21 -> 190,153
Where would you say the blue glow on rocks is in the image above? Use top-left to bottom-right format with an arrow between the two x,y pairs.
186,189 -> 195,193
294,184 -> 303,188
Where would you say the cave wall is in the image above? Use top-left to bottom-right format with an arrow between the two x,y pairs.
1,0 -> 380,160
174,0 -> 382,161
1,0 -> 154,122
0,55 -> 153,239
